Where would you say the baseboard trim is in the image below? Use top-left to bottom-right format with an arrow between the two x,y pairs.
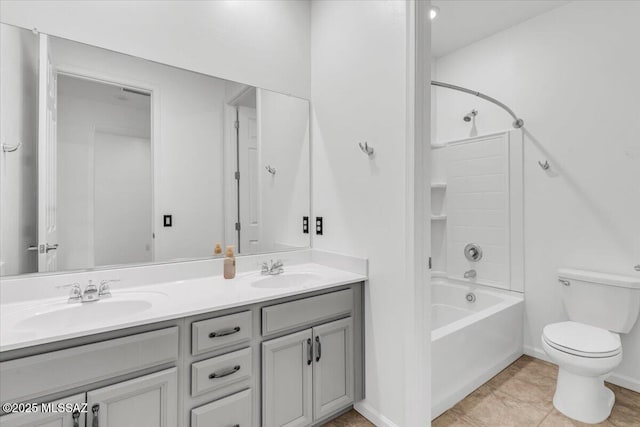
354,401 -> 400,427
524,345 -> 640,393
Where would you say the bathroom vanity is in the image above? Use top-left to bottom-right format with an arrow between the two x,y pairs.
0,17 -> 367,426
0,265 -> 365,427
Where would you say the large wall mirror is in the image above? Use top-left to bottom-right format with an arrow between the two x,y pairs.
0,23 -> 310,277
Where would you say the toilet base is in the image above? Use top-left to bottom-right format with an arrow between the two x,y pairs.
553,368 -> 615,424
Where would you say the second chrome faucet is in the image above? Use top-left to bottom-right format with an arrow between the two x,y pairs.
60,279 -> 119,303
261,260 -> 284,275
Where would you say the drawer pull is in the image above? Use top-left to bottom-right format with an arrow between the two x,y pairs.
209,326 -> 241,338
209,365 -> 241,379
72,410 -> 80,427
315,336 -> 322,362
91,404 -> 100,427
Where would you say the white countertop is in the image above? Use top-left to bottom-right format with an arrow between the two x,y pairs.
0,263 -> 366,353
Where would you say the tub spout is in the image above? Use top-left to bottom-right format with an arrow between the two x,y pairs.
464,269 -> 477,279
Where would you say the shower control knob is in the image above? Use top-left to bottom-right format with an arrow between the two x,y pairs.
464,243 -> 483,262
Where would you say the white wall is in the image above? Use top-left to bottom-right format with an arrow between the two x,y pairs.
434,1 -> 640,390
0,24 -> 38,276
311,1 -> 429,425
57,76 -> 152,270
94,131 -> 152,266
0,0 -> 311,98
52,36 -> 228,263
257,89 -> 309,252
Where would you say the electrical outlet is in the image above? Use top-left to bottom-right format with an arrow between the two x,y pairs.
315,217 -> 323,235
303,216 -> 309,234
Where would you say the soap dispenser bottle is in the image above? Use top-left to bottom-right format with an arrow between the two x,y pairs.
214,242 -> 222,256
224,246 -> 236,279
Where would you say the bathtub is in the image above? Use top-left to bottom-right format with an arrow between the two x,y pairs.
431,277 -> 524,419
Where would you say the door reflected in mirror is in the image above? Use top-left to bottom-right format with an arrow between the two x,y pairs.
0,23 -> 310,277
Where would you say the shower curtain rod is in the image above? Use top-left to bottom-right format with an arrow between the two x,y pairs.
431,80 -> 524,129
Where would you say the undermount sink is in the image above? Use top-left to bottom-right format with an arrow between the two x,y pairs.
13,292 -> 164,330
251,272 -> 323,289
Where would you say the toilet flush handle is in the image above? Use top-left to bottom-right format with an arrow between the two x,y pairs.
558,279 -> 570,286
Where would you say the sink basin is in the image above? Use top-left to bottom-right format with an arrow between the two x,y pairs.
251,272 -> 323,289
13,293 -> 163,330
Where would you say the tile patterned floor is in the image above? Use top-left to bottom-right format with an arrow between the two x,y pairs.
322,409 -> 375,427
325,355 -> 640,426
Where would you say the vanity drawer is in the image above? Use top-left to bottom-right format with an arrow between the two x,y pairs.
191,389 -> 252,427
261,288 -> 353,336
192,311 -> 252,355
0,327 -> 178,404
191,347 -> 252,397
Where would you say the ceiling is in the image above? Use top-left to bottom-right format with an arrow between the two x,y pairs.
431,0 -> 570,57
58,74 -> 151,111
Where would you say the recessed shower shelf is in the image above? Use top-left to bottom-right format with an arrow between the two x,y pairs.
431,183 -> 447,189
431,215 -> 447,221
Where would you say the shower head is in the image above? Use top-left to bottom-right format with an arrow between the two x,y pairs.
463,109 -> 478,122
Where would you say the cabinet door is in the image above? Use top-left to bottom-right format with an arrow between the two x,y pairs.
0,394 -> 86,427
262,329 -> 313,427
86,368 -> 177,427
312,317 -> 354,420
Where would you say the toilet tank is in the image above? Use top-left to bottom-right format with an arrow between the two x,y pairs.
558,269 -> 640,333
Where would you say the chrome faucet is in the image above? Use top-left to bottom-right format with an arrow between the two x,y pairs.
464,269 -> 477,279
82,281 -> 99,302
261,259 -> 284,275
59,279 -> 119,303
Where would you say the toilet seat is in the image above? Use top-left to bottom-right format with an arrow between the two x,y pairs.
543,321 -> 621,358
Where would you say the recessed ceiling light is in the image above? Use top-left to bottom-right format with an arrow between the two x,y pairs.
430,6 -> 440,21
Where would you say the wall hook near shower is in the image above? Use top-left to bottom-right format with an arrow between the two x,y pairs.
265,165 -> 277,175
358,141 -> 374,157
538,160 -> 550,170
1,141 -> 22,153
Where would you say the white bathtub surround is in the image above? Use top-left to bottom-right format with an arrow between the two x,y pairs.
431,130 -> 524,292
433,0 -> 640,392
430,277 -> 524,418
0,249 -> 367,352
541,269 -> 639,424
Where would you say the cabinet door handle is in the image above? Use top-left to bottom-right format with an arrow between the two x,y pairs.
72,410 -> 80,427
91,404 -> 99,427
209,365 -> 240,379
209,326 -> 240,338
307,338 -> 312,365
315,336 -> 322,362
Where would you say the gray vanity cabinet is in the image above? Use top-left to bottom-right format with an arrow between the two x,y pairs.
0,369 -> 177,427
86,368 -> 177,427
0,283 -> 363,427
312,317 -> 354,420
262,329 -> 314,427
0,394 -> 86,427
262,317 -> 354,427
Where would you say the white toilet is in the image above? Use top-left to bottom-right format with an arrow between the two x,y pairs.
541,269 -> 640,424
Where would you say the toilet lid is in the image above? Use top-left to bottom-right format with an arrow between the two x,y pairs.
543,321 -> 621,358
